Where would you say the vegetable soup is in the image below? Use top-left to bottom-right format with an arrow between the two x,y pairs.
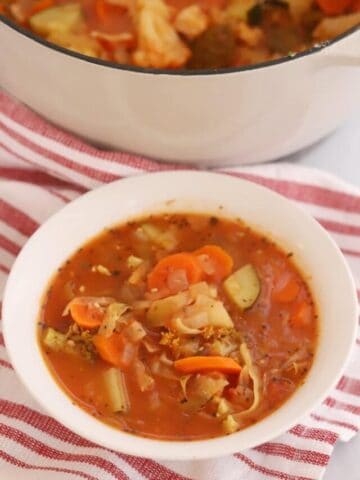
39,213 -> 318,440
2,0 -> 359,69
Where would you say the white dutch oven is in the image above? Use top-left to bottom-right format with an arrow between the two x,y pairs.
0,17 -> 359,165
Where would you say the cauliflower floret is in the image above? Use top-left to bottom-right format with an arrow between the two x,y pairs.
235,21 -> 264,47
133,0 -> 190,68
174,5 -> 209,40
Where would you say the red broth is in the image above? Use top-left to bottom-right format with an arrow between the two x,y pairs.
39,213 -> 318,440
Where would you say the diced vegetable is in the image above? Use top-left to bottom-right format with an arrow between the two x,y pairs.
127,255 -> 144,269
194,245 -> 234,282
207,300 -> 234,328
103,368 -> 130,413
29,3 -> 83,36
141,223 -> 177,251
174,356 -> 241,374
146,291 -> 189,327
182,311 -> 209,329
188,294 -> 234,328
222,414 -> 239,434
134,360 -> 155,392
43,327 -> 67,351
63,296 -> 115,329
93,332 -> 136,368
147,253 -> 203,293
224,264 -> 260,310
98,302 -> 129,337
123,320 -> 147,342
182,374 -> 229,412
207,338 -> 238,356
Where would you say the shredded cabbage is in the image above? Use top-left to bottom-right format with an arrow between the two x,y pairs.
233,343 -> 262,419
98,302 -> 129,337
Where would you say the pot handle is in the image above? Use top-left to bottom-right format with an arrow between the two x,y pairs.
318,27 -> 360,67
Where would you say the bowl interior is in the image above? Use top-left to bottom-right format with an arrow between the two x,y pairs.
3,171 -> 358,460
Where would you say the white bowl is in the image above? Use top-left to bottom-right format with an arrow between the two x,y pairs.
3,171 -> 358,460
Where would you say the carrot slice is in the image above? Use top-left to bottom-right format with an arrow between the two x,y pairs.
30,0 -> 54,14
174,356 -> 241,374
193,245 -> 233,282
315,0 -> 352,15
272,276 -> 300,303
147,253 -> 203,292
70,302 -> 105,329
93,333 -> 135,368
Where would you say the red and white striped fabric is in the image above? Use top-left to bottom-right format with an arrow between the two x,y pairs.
0,89 -> 359,480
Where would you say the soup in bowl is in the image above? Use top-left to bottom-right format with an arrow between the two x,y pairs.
3,171 -> 358,458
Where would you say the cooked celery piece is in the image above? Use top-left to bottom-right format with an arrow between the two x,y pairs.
141,223 -> 177,251
223,264 -> 260,310
98,302 -> 129,337
29,3 -> 83,36
43,327 -> 67,352
127,255 -> 143,269
222,414 -> 239,434
147,291 -> 189,327
103,368 -> 130,413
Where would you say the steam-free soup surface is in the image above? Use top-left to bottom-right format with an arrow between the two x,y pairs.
39,213 -> 317,440
3,0 -> 359,69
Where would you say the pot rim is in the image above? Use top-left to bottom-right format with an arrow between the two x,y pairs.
0,14 -> 359,76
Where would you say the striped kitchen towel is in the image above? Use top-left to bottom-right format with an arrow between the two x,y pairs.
0,90 -> 359,480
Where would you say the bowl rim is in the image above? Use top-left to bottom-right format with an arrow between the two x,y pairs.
2,170 -> 358,460
0,13 -> 359,76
